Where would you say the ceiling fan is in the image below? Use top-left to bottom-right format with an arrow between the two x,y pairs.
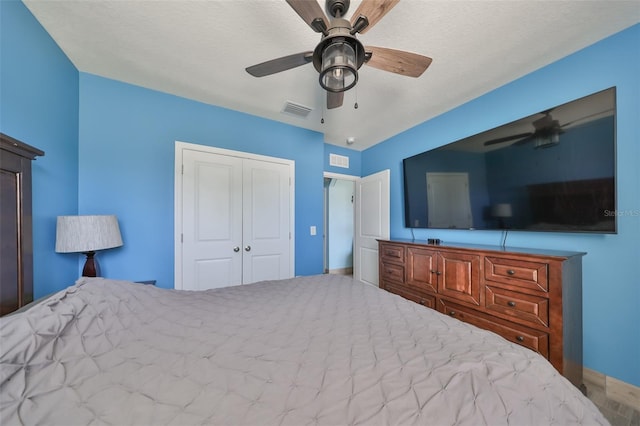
245,0 -> 433,109
483,110 -> 566,149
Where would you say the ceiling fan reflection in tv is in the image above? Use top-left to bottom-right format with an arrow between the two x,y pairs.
483,108 -> 613,149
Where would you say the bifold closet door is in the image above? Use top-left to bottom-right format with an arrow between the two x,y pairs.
182,150 -> 243,289
241,158 -> 291,284
181,149 -> 291,290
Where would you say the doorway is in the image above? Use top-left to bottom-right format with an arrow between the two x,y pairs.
323,170 -> 390,286
323,173 -> 356,276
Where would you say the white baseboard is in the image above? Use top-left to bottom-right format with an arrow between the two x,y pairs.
584,367 -> 640,409
328,267 -> 353,275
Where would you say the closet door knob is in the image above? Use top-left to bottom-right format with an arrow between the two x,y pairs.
233,247 -> 240,252
244,245 -> 252,252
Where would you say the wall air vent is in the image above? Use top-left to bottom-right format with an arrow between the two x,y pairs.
329,153 -> 349,169
282,101 -> 312,118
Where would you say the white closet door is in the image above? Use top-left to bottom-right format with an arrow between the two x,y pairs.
242,159 -> 291,284
182,149 -> 243,290
179,145 -> 293,290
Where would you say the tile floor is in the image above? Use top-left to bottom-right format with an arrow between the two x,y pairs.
585,378 -> 640,426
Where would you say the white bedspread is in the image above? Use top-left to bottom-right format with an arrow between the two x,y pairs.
1,275 -> 607,425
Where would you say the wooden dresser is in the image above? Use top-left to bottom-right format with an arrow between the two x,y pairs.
1,133 -> 44,316
378,238 -> 585,391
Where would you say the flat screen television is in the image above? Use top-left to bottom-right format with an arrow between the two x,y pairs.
403,87 -> 616,233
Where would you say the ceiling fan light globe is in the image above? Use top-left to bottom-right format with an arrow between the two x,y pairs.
320,40 -> 357,92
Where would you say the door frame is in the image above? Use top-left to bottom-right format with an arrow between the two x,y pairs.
174,141 -> 295,289
323,170 -> 389,286
323,172 -> 358,275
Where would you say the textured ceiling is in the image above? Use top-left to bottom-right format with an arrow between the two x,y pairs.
23,0 -> 640,151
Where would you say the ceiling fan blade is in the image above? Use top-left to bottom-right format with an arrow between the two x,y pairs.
484,132 -> 533,146
350,0 -> 400,34
512,135 -> 535,146
560,108 -> 615,129
365,46 -> 432,77
246,52 -> 313,77
286,0 -> 329,32
327,91 -> 344,109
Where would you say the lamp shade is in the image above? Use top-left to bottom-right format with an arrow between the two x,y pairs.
55,215 -> 123,253
491,203 -> 513,218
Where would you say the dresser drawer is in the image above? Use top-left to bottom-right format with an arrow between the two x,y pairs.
380,243 -> 405,265
438,299 -> 549,358
386,284 -> 436,309
485,286 -> 549,327
380,262 -> 404,284
484,257 -> 549,292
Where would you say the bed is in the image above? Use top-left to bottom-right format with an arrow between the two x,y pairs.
1,275 -> 607,425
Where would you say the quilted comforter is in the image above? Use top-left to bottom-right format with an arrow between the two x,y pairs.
1,275 -> 607,425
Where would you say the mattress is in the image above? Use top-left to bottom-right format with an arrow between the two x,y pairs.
0,275 -> 607,425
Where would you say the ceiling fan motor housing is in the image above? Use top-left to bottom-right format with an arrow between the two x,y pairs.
326,0 -> 350,18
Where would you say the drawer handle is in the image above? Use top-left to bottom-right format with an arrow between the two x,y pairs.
507,269 -> 515,276
419,299 -> 425,305
516,335 -> 524,342
507,301 -> 516,307
448,311 -> 456,316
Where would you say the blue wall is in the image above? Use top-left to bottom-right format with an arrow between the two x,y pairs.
362,24 -> 640,386
0,0 -> 79,297
78,74 -> 326,286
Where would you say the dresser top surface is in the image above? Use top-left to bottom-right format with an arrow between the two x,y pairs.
380,238 -> 586,259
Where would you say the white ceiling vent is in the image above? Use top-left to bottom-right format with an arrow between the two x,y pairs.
329,153 -> 349,169
282,101 -> 312,118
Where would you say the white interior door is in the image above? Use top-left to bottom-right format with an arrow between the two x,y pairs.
242,158 -> 291,284
354,169 -> 390,286
182,149 -> 243,290
426,172 -> 472,229
177,143 -> 294,290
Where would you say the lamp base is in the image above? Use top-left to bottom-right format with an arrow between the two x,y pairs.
82,251 -> 100,277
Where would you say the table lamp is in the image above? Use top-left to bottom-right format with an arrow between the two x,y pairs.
55,215 -> 123,277
491,203 -> 513,229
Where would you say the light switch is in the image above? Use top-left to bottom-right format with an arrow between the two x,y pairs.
310,226 -> 317,236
